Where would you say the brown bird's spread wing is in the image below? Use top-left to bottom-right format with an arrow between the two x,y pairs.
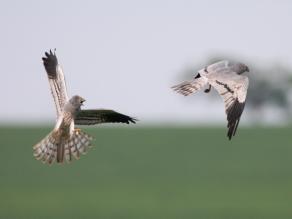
75,109 -> 137,125
42,50 -> 69,118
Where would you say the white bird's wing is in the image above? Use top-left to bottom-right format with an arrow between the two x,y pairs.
205,60 -> 229,72
42,50 -> 69,118
171,75 -> 208,96
208,71 -> 249,140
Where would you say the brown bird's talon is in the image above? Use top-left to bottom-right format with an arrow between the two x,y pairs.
75,128 -> 81,134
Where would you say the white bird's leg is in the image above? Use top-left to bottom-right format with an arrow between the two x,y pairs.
74,128 -> 81,134
204,84 -> 212,93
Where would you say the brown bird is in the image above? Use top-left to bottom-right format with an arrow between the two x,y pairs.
33,50 -> 136,164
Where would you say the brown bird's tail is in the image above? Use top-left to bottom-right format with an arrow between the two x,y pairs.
33,129 -> 93,164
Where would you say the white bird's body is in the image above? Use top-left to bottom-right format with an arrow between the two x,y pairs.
172,60 -> 249,140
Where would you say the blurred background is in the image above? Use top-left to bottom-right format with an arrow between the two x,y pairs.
0,0 -> 292,218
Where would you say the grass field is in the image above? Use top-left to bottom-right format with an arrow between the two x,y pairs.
0,126 -> 291,219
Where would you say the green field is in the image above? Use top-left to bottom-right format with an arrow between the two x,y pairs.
0,126 -> 291,219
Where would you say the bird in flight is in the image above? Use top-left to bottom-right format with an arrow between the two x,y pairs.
172,60 -> 249,140
34,50 -> 137,164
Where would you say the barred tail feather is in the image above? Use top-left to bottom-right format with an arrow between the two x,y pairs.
33,129 -> 93,165
65,129 -> 93,162
33,131 -> 57,164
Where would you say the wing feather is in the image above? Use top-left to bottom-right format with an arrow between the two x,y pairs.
74,109 -> 137,125
171,74 -> 208,96
209,73 -> 249,140
42,50 -> 69,118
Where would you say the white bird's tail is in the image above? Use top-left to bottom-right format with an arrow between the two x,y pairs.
33,129 -> 93,164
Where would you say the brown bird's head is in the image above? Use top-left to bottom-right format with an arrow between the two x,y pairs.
69,95 -> 86,110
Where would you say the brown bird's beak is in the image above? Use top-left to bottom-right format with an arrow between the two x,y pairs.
80,98 -> 86,105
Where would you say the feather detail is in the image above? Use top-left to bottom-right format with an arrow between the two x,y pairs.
75,110 -> 137,125
33,129 -> 93,165
171,75 -> 208,96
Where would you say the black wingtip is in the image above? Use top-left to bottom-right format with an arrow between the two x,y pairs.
42,49 -> 58,79
128,117 -> 138,124
226,99 -> 245,140
111,111 -> 138,125
123,116 -> 138,124
194,73 -> 201,79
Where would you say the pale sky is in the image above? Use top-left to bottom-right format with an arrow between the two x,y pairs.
0,0 -> 291,124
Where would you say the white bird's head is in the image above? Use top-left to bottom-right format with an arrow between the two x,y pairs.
232,62 -> 249,75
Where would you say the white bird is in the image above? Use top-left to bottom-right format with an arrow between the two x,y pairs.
172,60 -> 249,140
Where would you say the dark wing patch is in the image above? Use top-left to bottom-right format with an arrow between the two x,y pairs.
211,78 -> 248,140
75,109 -> 137,125
226,99 -> 245,140
215,80 -> 234,94
42,49 -> 58,79
194,73 -> 201,79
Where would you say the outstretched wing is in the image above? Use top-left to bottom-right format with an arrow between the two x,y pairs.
75,109 -> 137,125
171,74 -> 208,96
208,72 -> 249,140
42,50 -> 69,118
